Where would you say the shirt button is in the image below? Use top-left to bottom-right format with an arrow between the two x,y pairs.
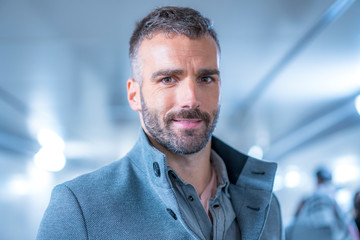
188,195 -> 194,201
213,203 -> 220,208
166,208 -> 177,220
153,162 -> 161,177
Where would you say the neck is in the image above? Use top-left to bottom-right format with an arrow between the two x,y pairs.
148,135 -> 213,196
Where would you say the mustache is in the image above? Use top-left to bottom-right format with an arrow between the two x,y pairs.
165,109 -> 211,125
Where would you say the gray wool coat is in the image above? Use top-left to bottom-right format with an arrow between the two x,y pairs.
37,130 -> 283,240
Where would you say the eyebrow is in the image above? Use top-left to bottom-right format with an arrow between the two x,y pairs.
151,69 -> 184,81
150,68 -> 220,81
197,69 -> 220,77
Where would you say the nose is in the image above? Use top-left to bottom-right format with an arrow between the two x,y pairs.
176,78 -> 200,109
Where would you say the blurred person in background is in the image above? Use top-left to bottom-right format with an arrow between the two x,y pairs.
36,6 -> 283,240
286,167 -> 359,240
354,191 -> 360,232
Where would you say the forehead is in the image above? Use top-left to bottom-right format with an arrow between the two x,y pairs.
137,33 -> 220,68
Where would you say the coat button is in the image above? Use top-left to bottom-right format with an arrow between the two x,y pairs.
166,208 -> 177,220
247,205 -> 260,211
153,162 -> 161,177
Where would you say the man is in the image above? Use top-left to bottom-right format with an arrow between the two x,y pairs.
37,6 -> 283,240
286,167 -> 359,240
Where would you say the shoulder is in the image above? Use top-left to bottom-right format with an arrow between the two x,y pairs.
66,155 -> 133,188
55,155 -> 142,205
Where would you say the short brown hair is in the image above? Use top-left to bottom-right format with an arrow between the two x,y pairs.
129,6 -> 220,80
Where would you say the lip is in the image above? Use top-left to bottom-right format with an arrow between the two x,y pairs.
172,118 -> 203,129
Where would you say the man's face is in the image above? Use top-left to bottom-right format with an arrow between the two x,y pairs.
129,33 -> 221,155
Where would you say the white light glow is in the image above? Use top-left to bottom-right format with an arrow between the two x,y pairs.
285,170 -> 301,188
7,175 -> 30,196
34,148 -> 66,172
248,145 -> 264,159
333,155 -> 360,184
37,128 -> 65,150
34,128 -> 66,172
27,163 -> 52,188
335,189 -> 353,212
355,95 -> 360,115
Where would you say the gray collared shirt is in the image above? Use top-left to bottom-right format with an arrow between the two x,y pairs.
168,150 -> 241,240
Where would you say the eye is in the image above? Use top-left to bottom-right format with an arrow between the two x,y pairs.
161,77 -> 175,84
199,76 -> 213,83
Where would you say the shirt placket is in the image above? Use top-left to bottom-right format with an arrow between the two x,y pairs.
209,196 -> 225,240
169,170 -> 212,240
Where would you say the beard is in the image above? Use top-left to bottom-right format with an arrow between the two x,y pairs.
140,93 -> 219,155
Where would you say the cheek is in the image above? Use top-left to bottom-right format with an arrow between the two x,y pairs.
156,95 -> 174,114
200,88 -> 220,108
142,89 -> 173,114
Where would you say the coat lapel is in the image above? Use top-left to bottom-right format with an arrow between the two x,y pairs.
229,179 -> 274,239
211,136 -> 277,239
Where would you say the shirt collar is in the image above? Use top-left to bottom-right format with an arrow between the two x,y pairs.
210,149 -> 231,196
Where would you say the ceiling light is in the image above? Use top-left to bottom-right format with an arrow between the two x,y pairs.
34,128 -> 66,172
34,148 -> 66,172
37,128 -> 65,150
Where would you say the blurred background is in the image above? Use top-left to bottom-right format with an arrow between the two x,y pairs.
0,0 -> 360,239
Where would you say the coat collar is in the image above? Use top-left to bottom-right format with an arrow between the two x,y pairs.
212,136 -> 278,239
211,136 -> 277,192
126,129 -> 170,188
127,129 -> 278,239
127,129 -> 277,190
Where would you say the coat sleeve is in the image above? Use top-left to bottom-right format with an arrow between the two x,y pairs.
261,194 -> 285,240
36,184 -> 88,240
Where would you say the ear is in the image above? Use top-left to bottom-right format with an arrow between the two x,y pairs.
127,78 -> 141,112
